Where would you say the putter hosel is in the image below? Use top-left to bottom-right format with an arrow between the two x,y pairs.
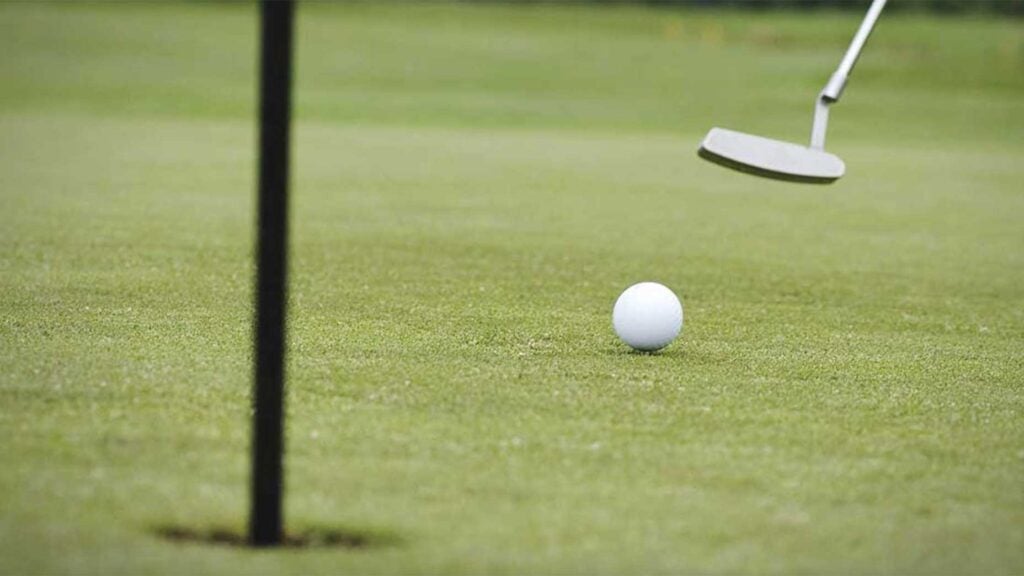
811,0 -> 887,149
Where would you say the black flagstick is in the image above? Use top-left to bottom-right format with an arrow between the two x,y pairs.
250,0 -> 295,547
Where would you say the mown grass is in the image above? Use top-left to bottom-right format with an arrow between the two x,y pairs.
0,2 -> 1022,574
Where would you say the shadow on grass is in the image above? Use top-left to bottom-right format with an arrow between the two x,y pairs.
614,345 -> 686,358
154,524 -> 402,550
626,348 -> 668,356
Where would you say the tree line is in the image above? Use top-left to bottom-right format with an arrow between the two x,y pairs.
483,0 -> 1024,15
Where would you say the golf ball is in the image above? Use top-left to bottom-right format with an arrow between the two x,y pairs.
612,282 -> 683,351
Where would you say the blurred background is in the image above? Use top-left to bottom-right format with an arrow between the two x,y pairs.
463,0 -> 1024,15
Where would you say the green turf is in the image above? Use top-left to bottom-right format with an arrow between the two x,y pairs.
1,2 -> 1022,574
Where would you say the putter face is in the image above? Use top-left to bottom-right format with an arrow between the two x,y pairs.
698,128 -> 845,184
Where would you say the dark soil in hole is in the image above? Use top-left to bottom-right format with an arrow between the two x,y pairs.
155,525 -> 401,549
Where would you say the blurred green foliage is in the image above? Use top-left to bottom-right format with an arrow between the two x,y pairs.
704,0 -> 1024,14
477,0 -> 1024,16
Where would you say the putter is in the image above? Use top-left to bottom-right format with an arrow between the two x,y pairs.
698,0 -> 887,184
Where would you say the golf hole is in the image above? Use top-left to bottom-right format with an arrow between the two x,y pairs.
155,525 -> 401,550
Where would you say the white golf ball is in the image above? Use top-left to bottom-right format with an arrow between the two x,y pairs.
612,282 -> 683,351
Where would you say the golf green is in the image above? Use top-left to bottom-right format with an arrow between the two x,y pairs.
1,2 -> 1022,574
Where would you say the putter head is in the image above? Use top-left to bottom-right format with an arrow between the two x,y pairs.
698,127 -> 845,184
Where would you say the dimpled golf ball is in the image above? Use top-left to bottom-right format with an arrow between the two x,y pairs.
612,282 -> 683,351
